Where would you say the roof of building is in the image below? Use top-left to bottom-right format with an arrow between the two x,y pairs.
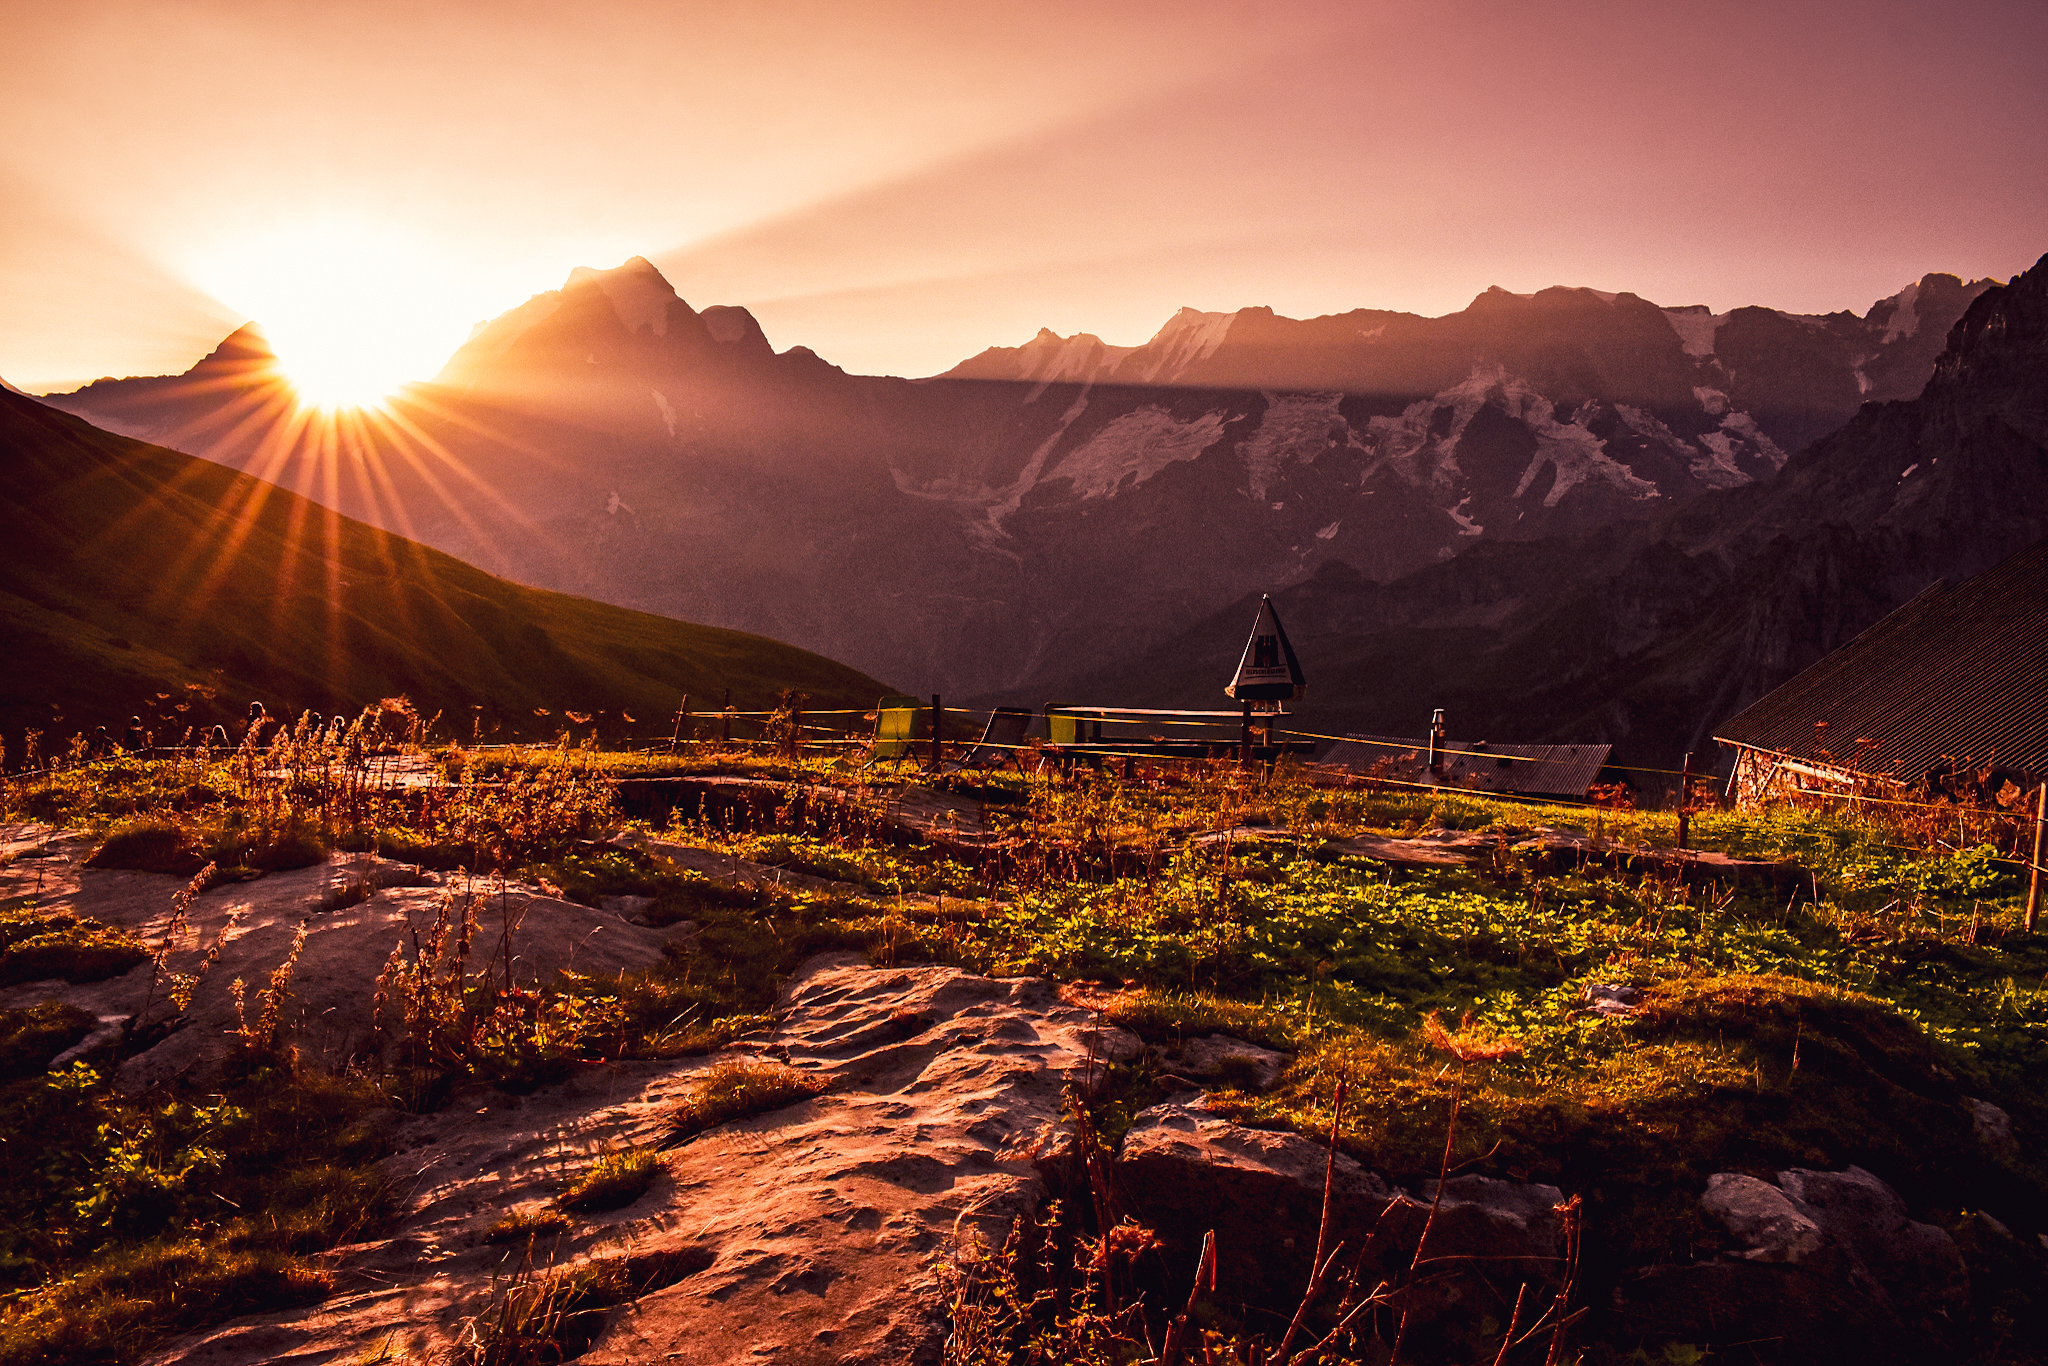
1713,538 -> 2048,782
1320,736 -> 1614,798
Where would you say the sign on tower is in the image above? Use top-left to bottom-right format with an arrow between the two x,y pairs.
1225,595 -> 1306,703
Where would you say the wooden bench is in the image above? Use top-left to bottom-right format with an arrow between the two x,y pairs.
1040,704 -> 1314,766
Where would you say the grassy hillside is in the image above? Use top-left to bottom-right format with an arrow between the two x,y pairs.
0,389 -> 889,750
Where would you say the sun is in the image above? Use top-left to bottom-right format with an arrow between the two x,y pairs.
267,327 -> 416,411
186,218 -> 476,411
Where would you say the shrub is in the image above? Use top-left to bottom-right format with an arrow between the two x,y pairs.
213,826 -> 329,872
83,820 -> 202,875
669,1058 -> 827,1141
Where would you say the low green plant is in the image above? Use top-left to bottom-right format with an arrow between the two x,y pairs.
464,1247 -> 712,1366
558,1147 -> 661,1212
1102,989 -> 1296,1051
0,1236 -> 333,1366
484,1209 -> 573,1244
0,909 -> 148,986
668,1058 -> 827,1141
0,1001 -> 99,1079
0,1062 -> 393,1364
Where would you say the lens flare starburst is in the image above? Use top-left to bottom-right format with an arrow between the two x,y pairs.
187,218 -> 474,412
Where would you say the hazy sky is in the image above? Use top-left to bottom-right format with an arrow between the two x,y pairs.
4,0 -> 2044,391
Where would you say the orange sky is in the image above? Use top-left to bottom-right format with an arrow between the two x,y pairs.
4,0 -> 2044,391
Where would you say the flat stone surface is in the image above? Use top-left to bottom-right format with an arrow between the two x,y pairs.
138,955 -> 1118,1366
3,836 -> 672,1090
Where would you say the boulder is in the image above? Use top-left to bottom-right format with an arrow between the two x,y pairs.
1774,1166 -> 1968,1325
1116,1104 -> 1570,1357
1416,1173 -> 1569,1267
1618,1165 -> 1967,1363
1578,983 -> 1642,1017
1965,1097 -> 2017,1155
1158,1033 -> 1289,1090
598,892 -> 657,919
1117,1102 -> 1397,1305
1702,1172 -> 1835,1267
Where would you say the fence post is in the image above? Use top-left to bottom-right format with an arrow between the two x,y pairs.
930,694 -> 943,770
1240,700 -> 1252,766
1677,751 -> 1694,850
787,695 -> 803,761
670,695 -> 688,754
2028,781 -> 2045,933
722,688 -> 732,744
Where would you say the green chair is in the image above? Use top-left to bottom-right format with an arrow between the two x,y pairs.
1044,705 -> 1080,746
868,695 -> 923,764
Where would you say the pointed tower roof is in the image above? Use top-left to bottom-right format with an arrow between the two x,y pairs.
1226,595 -> 1306,701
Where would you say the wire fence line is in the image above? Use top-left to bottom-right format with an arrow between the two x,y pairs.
10,697 -> 2044,882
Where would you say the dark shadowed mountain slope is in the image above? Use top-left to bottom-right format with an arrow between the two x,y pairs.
0,388 -> 886,750
44,262 -> 1993,701
1039,253 -> 2048,773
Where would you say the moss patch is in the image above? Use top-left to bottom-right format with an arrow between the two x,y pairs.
0,910 -> 147,986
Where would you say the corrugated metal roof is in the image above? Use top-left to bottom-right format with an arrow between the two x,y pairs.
1321,736 -> 1614,797
1713,537 -> 2048,783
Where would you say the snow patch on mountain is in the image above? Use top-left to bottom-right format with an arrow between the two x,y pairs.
1448,495 -> 1483,536
1716,411 -> 1787,468
651,389 -> 676,436
1663,306 -> 1725,358
1050,405 -> 1227,498
567,257 -> 675,337
1239,392 -> 1344,500
1018,332 -> 1133,400
886,391 -> 1098,544
1692,385 -> 1729,416
1119,308 -> 1235,384
1882,281 -> 1922,344
1356,398 -> 1452,488
1525,407 -> 1648,508
1615,402 -> 1737,484
988,392 -> 1092,528
1348,365 -> 1660,511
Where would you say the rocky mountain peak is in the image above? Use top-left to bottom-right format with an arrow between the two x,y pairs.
1467,285 -> 1533,310
699,304 -> 773,359
564,256 -> 686,338
196,323 -> 280,370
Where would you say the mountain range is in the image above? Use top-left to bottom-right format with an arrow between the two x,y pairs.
0,387 -> 884,749
1053,252 -> 2048,769
37,256 -> 2026,765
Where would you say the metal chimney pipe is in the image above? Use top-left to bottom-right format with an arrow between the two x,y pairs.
1429,708 -> 1446,774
